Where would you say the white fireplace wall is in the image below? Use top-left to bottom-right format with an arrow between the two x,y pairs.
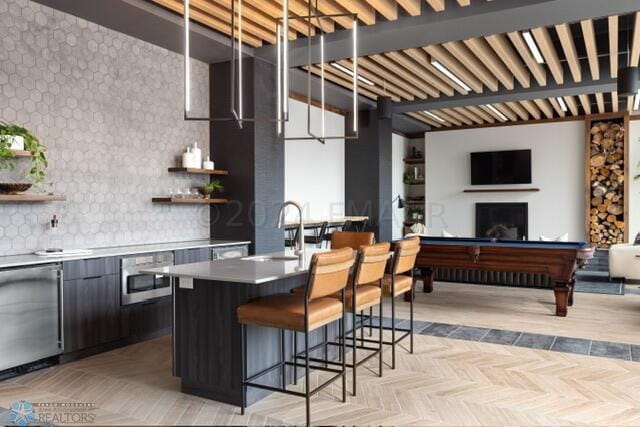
425,121 -> 585,241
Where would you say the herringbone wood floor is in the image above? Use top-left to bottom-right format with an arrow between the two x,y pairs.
3,331 -> 640,426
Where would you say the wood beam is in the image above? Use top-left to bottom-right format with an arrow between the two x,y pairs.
397,0 -> 421,16
307,64 -> 383,101
404,48 -> 456,96
494,103 -> 518,121
548,97 -> 566,117
408,111 -> 444,128
463,37 -> 514,90
424,45 -> 482,93
631,12 -> 640,67
456,0 -> 471,6
244,0 -> 316,36
595,92 -> 606,114
425,0 -> 445,12
506,31 -> 546,86
505,101 -> 529,120
453,107 -> 484,124
443,40 -> 499,91
611,91 -> 618,113
609,15 -> 618,78
520,99 -> 541,120
369,54 -> 438,97
533,98 -> 554,119
384,51 -> 442,97
441,108 -> 473,126
364,0 -> 397,20
555,23 -> 581,82
479,105 -> 508,122
332,0 -> 375,25
564,96 -> 579,116
485,33 -> 530,88
580,19 -> 599,81
531,26 -> 563,84
578,94 -> 592,115
434,109 -> 463,126
355,58 -> 422,99
467,105 -> 496,123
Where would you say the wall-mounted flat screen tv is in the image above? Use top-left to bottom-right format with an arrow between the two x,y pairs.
470,149 -> 532,185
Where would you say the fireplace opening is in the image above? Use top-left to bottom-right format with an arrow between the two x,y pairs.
476,203 -> 528,240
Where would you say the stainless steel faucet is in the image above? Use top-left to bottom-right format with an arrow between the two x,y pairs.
277,200 -> 305,258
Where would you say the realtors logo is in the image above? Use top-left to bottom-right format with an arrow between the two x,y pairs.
8,401 -> 35,426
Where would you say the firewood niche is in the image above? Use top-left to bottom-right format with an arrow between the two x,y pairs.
586,118 -> 628,247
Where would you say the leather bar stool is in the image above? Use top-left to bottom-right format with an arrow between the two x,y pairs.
330,231 -> 375,250
381,236 -> 420,369
237,248 -> 354,427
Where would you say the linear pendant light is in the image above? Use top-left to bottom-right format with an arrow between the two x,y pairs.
556,96 -> 568,112
182,0 -> 289,128
431,60 -> 471,92
522,30 -> 544,64
330,62 -> 375,86
423,111 -> 445,123
486,104 -> 508,121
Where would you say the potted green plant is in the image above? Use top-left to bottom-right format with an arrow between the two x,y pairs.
198,180 -> 224,199
0,122 -> 48,187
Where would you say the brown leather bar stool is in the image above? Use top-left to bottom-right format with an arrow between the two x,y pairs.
382,236 -> 420,369
237,248 -> 354,427
330,231 -> 375,250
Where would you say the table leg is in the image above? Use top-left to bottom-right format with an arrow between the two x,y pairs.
403,278 -> 415,302
553,283 -> 570,317
568,279 -> 575,307
422,268 -> 434,293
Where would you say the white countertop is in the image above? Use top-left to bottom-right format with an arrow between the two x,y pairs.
0,239 -> 251,269
142,248 -> 332,285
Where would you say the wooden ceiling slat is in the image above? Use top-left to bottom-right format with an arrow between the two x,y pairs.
332,0 -> 376,25
456,0 -> 471,6
467,105 -> 495,123
363,0 -> 397,20
485,34 -> 530,88
564,96 -> 579,116
433,109 -> 463,126
397,0 -> 421,16
453,107 -> 484,125
463,38 -> 514,90
494,103 -> 518,121
506,31 -> 546,86
631,12 -> 640,67
548,97 -> 566,117
580,19 -> 599,81
611,92 -> 618,113
531,26 -> 564,84
358,57 -> 424,99
424,45 -> 481,93
334,60 -> 412,100
533,98 -> 554,119
154,0 -> 263,46
408,111 -> 444,128
595,92 -> 606,114
306,64 -> 383,100
283,0 -> 352,30
443,41 -> 498,91
578,94 -> 592,115
244,0 -> 316,36
609,16 -> 618,78
505,101 -> 529,121
403,48 -> 457,96
628,96 -> 635,113
479,104 -> 508,122
425,0 -> 445,12
370,54 -> 438,97
555,23 -> 582,83
441,108 -> 473,126
519,100 -> 541,120
384,51 -> 444,98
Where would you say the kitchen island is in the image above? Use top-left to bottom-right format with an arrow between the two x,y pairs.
143,250 -> 342,406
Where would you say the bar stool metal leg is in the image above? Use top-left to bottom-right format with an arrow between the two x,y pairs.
341,289 -> 347,403
379,278 -> 384,377
304,326 -> 311,427
280,328 -> 286,388
410,270 -> 415,354
391,276 -> 396,370
241,323 -> 247,415
352,304 -> 357,395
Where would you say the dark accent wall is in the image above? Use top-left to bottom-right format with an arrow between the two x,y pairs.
345,97 -> 393,241
210,58 -> 284,254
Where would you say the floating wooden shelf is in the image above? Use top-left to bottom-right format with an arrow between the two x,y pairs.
168,167 -> 229,175
406,199 -> 425,204
405,181 -> 425,185
152,197 -> 228,204
0,194 -> 65,202
403,158 -> 424,164
463,188 -> 540,193
10,150 -> 33,157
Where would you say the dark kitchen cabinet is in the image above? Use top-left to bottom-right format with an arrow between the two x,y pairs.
63,274 -> 122,353
121,296 -> 172,339
174,248 -> 211,265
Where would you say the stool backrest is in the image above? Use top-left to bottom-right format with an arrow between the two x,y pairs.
307,247 -> 354,301
331,231 -> 375,250
354,242 -> 391,286
392,236 -> 421,275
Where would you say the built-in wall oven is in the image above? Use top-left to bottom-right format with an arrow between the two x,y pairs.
121,253 -> 174,305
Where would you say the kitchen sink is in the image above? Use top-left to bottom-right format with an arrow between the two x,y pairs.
242,255 -> 300,262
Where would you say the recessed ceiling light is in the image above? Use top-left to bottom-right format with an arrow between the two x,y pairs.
431,60 -> 472,92
522,30 -> 545,64
486,104 -> 508,122
423,111 -> 446,123
330,62 -> 375,86
556,96 -> 568,112
634,89 -> 640,111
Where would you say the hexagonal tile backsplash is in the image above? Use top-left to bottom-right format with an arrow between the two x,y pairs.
0,0 -> 211,255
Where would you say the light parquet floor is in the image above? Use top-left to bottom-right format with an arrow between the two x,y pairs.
3,332 -> 640,426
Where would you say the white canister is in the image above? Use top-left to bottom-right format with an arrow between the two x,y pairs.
202,156 -> 215,170
182,147 -> 195,168
191,142 -> 202,169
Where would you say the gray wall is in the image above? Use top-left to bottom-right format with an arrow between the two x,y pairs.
0,0 -> 211,256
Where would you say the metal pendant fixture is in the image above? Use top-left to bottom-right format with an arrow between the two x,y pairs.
279,1 -> 360,143
183,0 -> 290,128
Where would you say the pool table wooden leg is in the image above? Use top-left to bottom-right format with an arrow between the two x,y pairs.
568,278 -> 575,307
553,283 -> 570,317
422,268 -> 434,293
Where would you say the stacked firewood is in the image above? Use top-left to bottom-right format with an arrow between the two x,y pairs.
588,121 -> 625,246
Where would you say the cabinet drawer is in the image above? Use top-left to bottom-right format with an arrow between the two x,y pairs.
63,257 -> 118,281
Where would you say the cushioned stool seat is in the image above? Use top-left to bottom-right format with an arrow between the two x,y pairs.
381,274 -> 413,296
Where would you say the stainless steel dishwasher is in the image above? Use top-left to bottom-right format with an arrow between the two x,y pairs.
0,264 -> 63,371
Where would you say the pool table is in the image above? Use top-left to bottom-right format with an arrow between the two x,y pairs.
411,237 -> 594,317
